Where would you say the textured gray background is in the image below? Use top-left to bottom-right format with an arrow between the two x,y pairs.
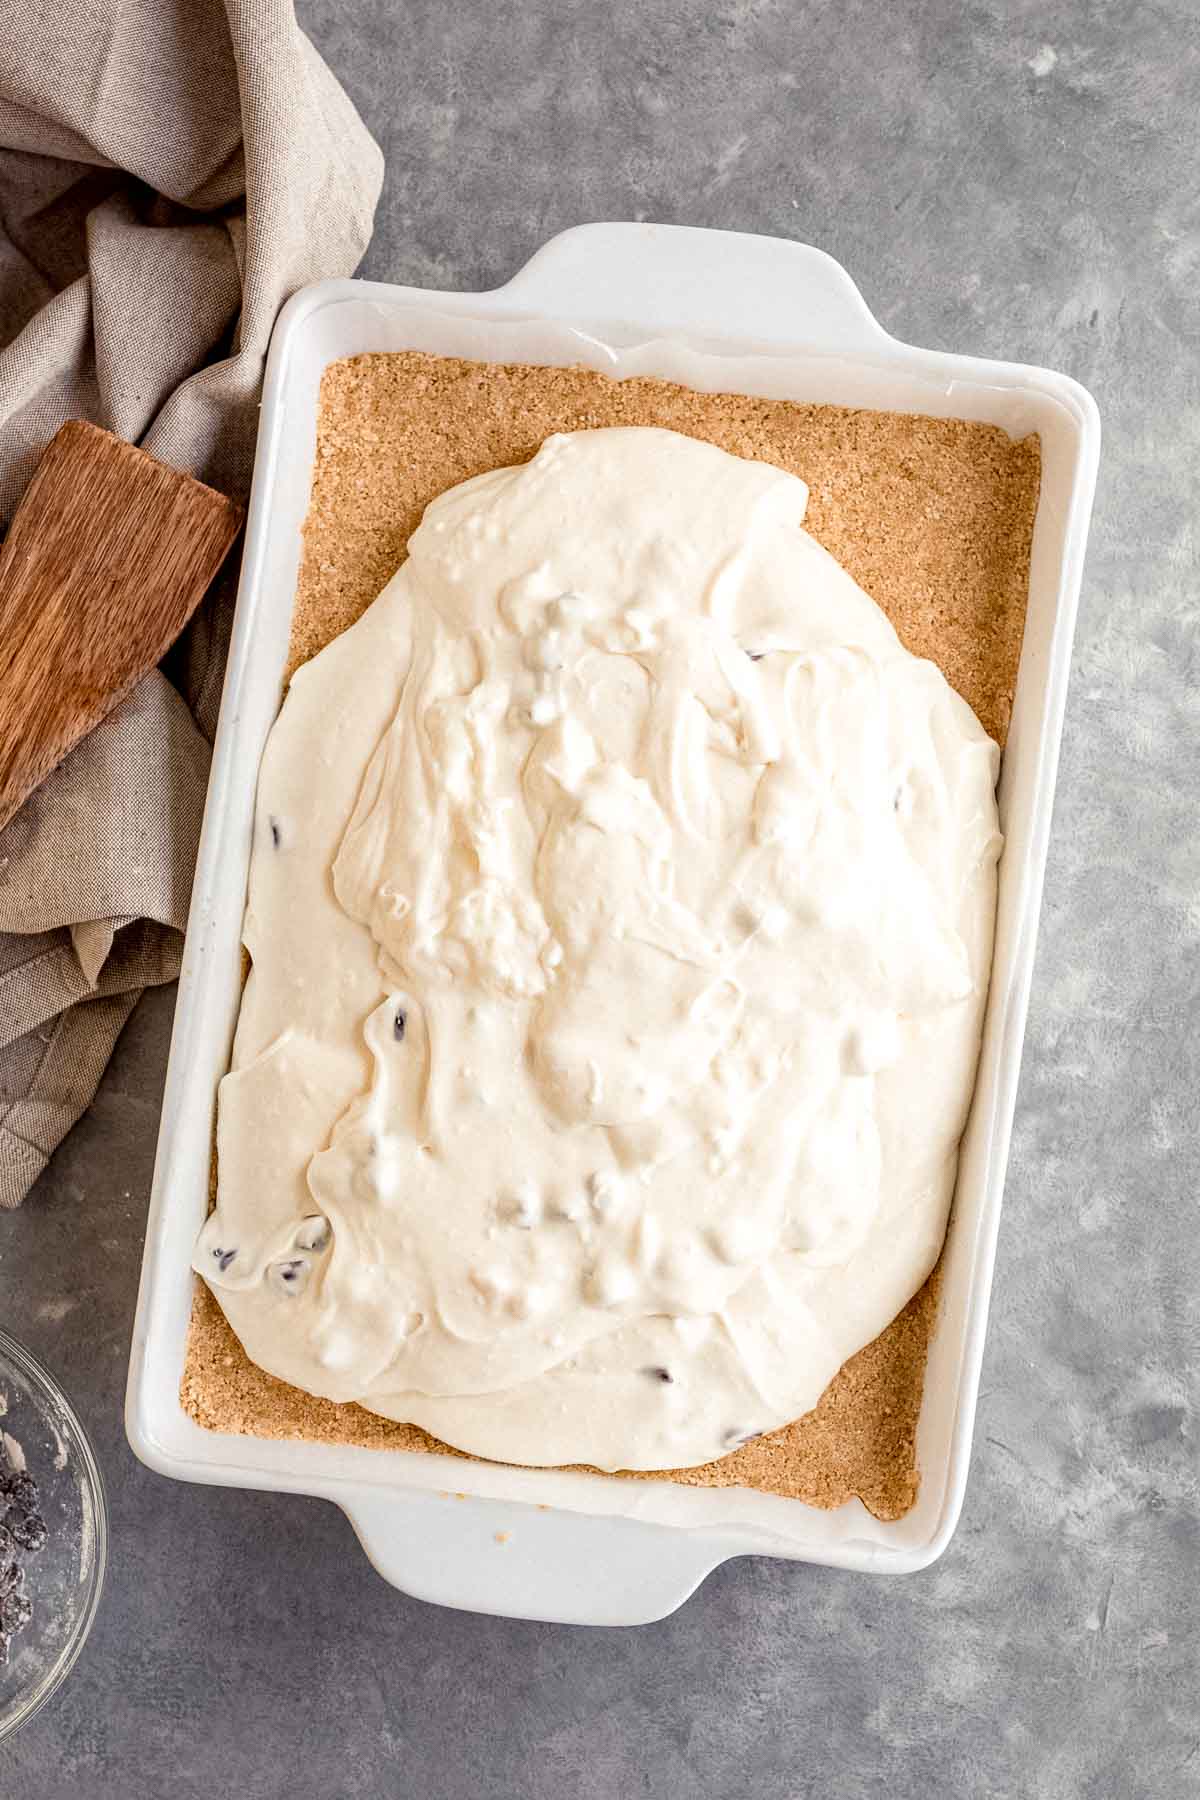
3,0 -> 1198,1795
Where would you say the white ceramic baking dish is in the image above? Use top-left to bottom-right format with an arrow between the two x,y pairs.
126,223 -> 1099,1625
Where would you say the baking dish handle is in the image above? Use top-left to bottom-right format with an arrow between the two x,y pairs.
340,1489 -> 735,1626
496,222 -> 892,354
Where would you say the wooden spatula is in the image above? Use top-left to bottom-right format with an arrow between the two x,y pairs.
0,419 -> 242,832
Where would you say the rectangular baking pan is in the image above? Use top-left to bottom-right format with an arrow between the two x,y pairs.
126,223 -> 1099,1624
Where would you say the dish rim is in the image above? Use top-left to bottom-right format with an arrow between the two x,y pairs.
126,223 -> 1100,1624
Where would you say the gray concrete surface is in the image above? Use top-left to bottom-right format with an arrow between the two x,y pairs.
3,1 -> 1198,1795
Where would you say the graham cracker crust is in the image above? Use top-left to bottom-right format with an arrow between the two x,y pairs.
182,351 -> 1039,1521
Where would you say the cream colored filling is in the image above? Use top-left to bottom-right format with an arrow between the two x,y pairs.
196,427 -> 1000,1471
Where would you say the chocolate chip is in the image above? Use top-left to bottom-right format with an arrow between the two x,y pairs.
268,1251 -> 318,1299
295,1214 -> 331,1253
0,1471 -> 35,1508
746,650 -> 764,661
212,1246 -> 237,1273
721,1426 -> 759,1451
0,1589 -> 31,1634
0,1568 -> 33,1665
393,1007 -> 407,1042
5,1508 -> 46,1552
642,1366 -> 674,1384
269,816 -> 282,849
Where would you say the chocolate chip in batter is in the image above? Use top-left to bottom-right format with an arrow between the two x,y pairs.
269,815 -> 282,849
212,1246 -> 237,1273
295,1214 -> 331,1253
271,1257 -> 308,1296
393,1006 -> 407,1042
721,1426 -> 760,1451
643,1365 -> 674,1384
746,649 -> 765,661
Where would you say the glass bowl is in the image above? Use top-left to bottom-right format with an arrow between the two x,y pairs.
0,1326 -> 107,1742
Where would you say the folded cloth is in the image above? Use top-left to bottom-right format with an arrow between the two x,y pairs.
0,0 -> 383,1206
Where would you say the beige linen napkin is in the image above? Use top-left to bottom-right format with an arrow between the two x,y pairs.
0,0 -> 383,1206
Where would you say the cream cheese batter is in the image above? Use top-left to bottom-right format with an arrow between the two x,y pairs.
195,427 -> 1002,1472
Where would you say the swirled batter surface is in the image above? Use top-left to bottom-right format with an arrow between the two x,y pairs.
196,427 -> 1000,1470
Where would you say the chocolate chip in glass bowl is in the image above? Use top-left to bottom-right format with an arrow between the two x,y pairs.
0,1575 -> 32,1668
0,1469 -> 45,1552
0,1470 -> 36,1508
0,1333 -> 104,1721
5,1508 -> 47,1553
0,1589 -> 32,1634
